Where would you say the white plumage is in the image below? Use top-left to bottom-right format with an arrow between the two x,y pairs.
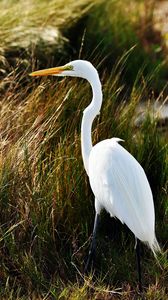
89,137 -> 160,255
30,59 -> 161,274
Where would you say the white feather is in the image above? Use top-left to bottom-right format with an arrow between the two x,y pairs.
33,59 -> 161,258
89,138 -> 160,255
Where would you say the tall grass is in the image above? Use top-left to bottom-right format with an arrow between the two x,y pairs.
0,0 -> 94,48
0,0 -> 167,298
68,0 -> 167,91
1,0 -> 167,92
0,51 -> 167,298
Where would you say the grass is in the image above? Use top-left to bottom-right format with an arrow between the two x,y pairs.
0,54 -> 167,299
67,0 -> 167,91
0,0 -> 167,299
0,0 -> 94,48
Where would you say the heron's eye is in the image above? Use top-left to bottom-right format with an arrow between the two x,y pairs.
65,65 -> 73,71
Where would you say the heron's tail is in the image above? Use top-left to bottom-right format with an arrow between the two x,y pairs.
149,236 -> 161,257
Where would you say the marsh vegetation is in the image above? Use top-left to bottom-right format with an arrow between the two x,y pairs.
0,0 -> 167,299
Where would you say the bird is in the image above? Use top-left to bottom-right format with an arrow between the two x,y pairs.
30,59 -> 161,291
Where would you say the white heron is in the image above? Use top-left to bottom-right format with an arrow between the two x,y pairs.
30,60 -> 161,290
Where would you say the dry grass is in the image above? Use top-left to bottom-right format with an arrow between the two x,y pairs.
0,0 -> 167,299
0,55 -> 167,298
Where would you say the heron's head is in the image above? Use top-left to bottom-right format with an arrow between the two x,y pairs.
30,60 -> 98,82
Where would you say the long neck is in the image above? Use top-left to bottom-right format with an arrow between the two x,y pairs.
81,75 -> 102,176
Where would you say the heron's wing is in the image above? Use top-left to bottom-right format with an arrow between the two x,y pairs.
89,138 -> 155,242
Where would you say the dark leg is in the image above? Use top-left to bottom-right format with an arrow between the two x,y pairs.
136,238 -> 142,292
84,213 -> 100,273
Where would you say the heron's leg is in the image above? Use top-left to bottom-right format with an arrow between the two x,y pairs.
136,238 -> 142,292
84,213 -> 100,273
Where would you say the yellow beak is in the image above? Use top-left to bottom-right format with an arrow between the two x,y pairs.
29,66 -> 65,77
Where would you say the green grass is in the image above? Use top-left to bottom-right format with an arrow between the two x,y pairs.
0,0 -> 167,299
0,53 -> 167,299
1,0 -> 167,91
